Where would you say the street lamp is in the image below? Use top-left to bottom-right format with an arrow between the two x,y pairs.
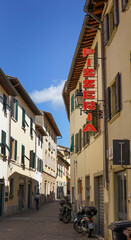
75,89 -> 83,107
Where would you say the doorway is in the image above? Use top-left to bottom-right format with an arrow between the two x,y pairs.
18,184 -> 25,211
115,171 -> 127,221
0,183 -> 4,216
28,183 -> 32,208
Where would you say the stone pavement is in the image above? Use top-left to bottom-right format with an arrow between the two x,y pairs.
0,201 -> 97,240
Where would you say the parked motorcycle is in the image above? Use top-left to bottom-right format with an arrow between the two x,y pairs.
74,206 -> 97,238
59,196 -> 72,223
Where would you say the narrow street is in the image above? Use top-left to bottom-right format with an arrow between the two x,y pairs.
0,201 -> 97,240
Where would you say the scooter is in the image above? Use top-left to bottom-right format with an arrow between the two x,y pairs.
59,196 -> 72,223
74,206 -> 97,238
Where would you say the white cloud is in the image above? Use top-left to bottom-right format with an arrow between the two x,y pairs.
30,80 -> 65,107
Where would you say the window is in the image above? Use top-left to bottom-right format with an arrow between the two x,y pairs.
10,179 -> 14,197
3,94 -> 7,113
22,108 -> 25,128
11,97 -> 18,121
1,130 -> 10,155
121,0 -> 128,11
103,0 -> 119,46
94,43 -> 98,70
30,150 -> 35,169
30,117 -> 33,136
106,72 -> 121,121
37,158 -> 43,173
10,137 -> 17,160
70,134 -> 74,152
75,133 -> 78,153
21,145 -> 25,165
78,129 -> 82,152
71,94 -> 74,113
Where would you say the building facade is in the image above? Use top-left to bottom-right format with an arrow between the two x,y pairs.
63,0 -> 131,239
56,145 -> 70,199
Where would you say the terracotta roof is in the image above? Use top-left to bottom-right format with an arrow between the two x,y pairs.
42,111 -> 62,137
7,76 -> 41,116
0,68 -> 18,96
62,0 -> 107,120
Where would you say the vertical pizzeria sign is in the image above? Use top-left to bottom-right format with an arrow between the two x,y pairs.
82,48 -> 97,133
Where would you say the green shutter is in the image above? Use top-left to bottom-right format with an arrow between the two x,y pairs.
71,94 -> 74,112
10,137 -> 13,158
83,125 -> 85,147
30,118 -> 32,135
94,43 -> 98,70
11,97 -> 14,117
30,150 -> 33,168
3,94 -> 7,113
70,134 -> 74,152
33,152 -> 35,169
78,129 -> 82,151
15,100 -> 18,121
22,145 -> 25,165
2,130 -> 6,146
14,140 -> 17,161
22,108 -> 25,128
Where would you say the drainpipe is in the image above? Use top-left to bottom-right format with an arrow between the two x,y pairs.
101,22 -> 109,189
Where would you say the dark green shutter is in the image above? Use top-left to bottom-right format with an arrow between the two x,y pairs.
30,118 -> 33,135
3,94 -> 7,113
22,145 -> 25,165
94,43 -> 98,70
113,0 -> 119,27
78,129 -> 82,151
30,150 -> 33,167
22,108 -> 25,128
75,134 -> 78,153
33,152 -> 35,169
14,140 -> 17,161
10,137 -> 13,158
11,97 -> 14,117
106,87 -> 111,121
83,125 -> 85,147
103,14 -> 109,46
71,94 -> 74,112
115,72 -> 121,113
15,100 -> 18,121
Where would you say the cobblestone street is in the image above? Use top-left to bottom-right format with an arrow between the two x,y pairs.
0,201 -> 97,240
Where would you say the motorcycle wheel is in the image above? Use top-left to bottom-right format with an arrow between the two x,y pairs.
74,221 -> 83,233
87,229 -> 93,238
62,212 -> 71,223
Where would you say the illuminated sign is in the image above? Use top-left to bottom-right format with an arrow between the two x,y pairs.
82,48 -> 97,133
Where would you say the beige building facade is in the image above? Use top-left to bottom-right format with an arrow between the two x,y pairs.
56,145 -> 70,199
63,0 -> 131,239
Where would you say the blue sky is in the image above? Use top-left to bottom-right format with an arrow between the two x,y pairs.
0,0 -> 86,147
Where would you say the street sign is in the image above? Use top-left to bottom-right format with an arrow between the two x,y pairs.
113,140 -> 130,165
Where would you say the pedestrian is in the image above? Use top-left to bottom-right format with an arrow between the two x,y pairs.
34,192 -> 40,210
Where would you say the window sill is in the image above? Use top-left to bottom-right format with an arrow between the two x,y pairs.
94,131 -> 101,139
11,117 -> 17,123
21,126 -> 26,132
109,112 -> 120,124
30,134 -> 33,140
107,27 -> 117,47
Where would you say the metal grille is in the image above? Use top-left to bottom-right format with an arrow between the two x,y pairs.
98,176 -> 104,236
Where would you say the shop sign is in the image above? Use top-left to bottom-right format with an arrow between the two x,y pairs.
113,140 -> 130,165
82,48 -> 97,132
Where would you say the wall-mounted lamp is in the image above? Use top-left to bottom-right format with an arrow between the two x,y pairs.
75,89 -> 83,108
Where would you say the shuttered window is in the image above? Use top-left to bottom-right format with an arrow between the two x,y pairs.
22,108 -> 25,128
75,133 -> 78,153
103,14 -> 109,46
11,97 -> 18,121
106,87 -> 111,121
30,151 -> 35,169
83,125 -> 85,147
94,43 -> 98,70
21,145 -> 25,165
70,134 -> 74,152
113,0 -> 119,27
78,129 -> 82,152
3,94 -> 7,113
30,117 -> 33,136
1,130 -> 6,155
121,0 -> 128,11
107,72 -> 121,120
71,94 -> 74,113
10,137 -> 17,160
37,158 -> 43,172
